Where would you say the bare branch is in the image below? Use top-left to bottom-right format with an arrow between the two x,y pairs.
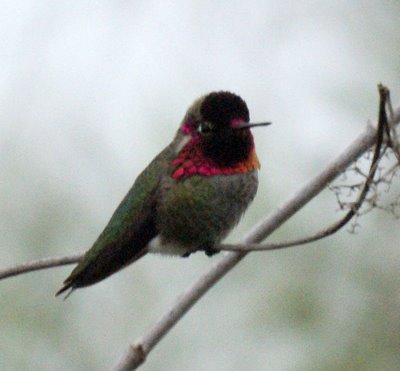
0,254 -> 82,280
113,88 -> 400,370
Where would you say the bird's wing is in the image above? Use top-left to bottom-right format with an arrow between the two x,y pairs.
56,145 -> 175,296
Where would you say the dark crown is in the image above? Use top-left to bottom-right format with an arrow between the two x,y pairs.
200,91 -> 250,126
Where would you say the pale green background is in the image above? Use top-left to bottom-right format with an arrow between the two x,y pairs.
1,1 -> 399,370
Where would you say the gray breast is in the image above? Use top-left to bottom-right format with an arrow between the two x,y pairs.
155,171 -> 258,252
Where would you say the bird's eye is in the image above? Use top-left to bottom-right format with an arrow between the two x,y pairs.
199,122 -> 213,133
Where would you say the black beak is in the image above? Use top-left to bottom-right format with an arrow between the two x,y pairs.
235,122 -> 271,130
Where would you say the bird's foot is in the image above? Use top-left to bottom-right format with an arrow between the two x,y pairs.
203,246 -> 219,257
181,246 -> 220,258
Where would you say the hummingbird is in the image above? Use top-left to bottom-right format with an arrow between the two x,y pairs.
56,91 -> 270,296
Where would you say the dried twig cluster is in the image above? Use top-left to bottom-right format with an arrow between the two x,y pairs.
329,86 -> 400,232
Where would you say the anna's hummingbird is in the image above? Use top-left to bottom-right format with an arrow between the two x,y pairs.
56,91 -> 270,296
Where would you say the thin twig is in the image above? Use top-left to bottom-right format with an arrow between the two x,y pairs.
0,254 -> 82,280
113,87 -> 400,370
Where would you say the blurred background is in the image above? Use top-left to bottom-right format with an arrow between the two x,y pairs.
1,1 -> 399,370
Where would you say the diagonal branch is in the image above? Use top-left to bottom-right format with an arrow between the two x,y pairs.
112,88 -> 400,370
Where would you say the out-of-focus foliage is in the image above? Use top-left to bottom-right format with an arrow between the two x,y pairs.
1,1 -> 399,370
